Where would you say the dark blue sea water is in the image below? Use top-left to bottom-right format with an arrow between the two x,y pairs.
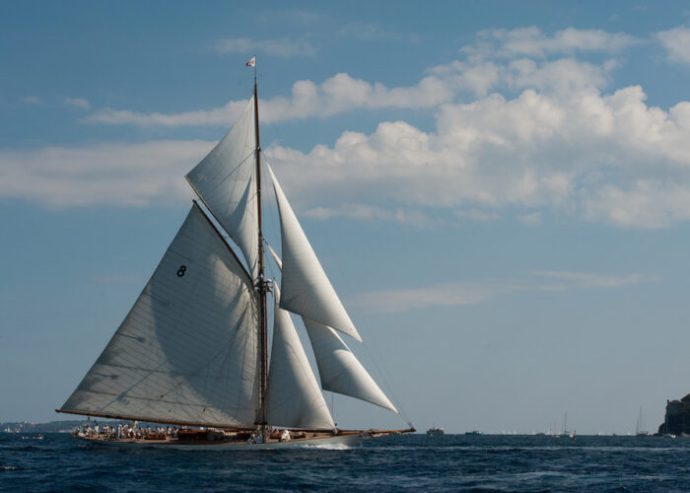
2,433 -> 690,492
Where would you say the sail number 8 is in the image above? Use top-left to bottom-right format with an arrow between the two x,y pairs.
177,265 -> 187,277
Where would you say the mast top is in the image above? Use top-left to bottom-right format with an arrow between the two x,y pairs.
246,56 -> 257,86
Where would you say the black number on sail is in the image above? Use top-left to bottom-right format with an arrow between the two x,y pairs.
176,265 -> 187,277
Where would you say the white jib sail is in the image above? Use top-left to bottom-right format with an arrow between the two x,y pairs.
60,204 -> 260,428
266,244 -> 397,413
267,165 -> 362,342
304,319 -> 398,413
265,288 -> 335,430
185,97 -> 259,277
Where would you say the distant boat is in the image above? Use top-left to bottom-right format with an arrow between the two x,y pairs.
635,407 -> 650,436
426,427 -> 445,436
464,430 -> 482,436
55,64 -> 415,449
559,412 -> 576,439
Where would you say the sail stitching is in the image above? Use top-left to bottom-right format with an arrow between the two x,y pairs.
201,150 -> 255,197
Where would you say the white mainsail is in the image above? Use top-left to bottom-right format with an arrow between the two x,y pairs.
60,204 -> 260,428
265,288 -> 335,430
185,97 -> 259,277
304,319 -> 398,413
267,165 -> 362,342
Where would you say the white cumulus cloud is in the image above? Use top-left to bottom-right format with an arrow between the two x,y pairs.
266,80 -> 690,229
7,26 -> 690,230
85,28 -> 633,127
87,73 -> 453,127
464,27 -> 637,60
0,140 -> 209,207
657,26 -> 690,65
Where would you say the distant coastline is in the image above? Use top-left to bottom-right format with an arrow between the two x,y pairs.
2,420 -> 97,433
0,420 -> 674,436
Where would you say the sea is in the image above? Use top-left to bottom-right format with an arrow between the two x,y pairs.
2,433 -> 690,492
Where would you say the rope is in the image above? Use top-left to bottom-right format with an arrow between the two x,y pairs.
359,335 -> 414,428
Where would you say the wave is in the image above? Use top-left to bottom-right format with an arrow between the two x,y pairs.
366,444 -> 690,453
298,443 -> 352,450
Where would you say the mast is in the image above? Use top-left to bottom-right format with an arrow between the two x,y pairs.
253,61 -> 269,428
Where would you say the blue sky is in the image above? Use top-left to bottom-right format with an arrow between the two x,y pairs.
2,0 -> 690,434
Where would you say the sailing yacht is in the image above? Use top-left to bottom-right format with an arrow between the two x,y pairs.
56,64 -> 414,448
635,407 -> 650,436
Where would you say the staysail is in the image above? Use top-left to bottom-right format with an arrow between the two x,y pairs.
59,204 -> 260,428
267,165 -> 362,342
186,97 -> 259,277
267,245 -> 397,412
265,288 -> 335,430
304,319 -> 398,413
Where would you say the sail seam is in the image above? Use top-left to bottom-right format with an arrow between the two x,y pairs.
193,150 -> 255,196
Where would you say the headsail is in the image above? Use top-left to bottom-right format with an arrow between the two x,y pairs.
186,97 -> 259,277
268,165 -> 362,342
60,204 -> 260,428
266,245 -> 397,413
265,288 -> 335,430
304,319 -> 398,413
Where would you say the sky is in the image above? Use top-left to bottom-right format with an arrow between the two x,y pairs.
2,0 -> 690,434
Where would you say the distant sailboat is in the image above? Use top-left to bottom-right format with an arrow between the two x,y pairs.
636,407 -> 650,436
552,412 -> 575,439
56,62 -> 414,448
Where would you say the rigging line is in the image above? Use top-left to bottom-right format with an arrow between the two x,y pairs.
359,337 -> 414,428
330,392 -> 336,425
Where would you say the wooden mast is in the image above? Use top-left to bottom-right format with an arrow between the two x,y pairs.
252,60 -> 269,430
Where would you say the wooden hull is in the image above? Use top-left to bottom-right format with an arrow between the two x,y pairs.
72,431 -> 394,450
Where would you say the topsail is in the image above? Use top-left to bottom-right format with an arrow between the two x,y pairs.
186,97 -> 259,278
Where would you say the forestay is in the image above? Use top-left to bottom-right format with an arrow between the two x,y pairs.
185,97 -> 259,278
60,205 -> 260,428
268,165 -> 362,342
265,289 -> 335,430
304,319 -> 398,413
